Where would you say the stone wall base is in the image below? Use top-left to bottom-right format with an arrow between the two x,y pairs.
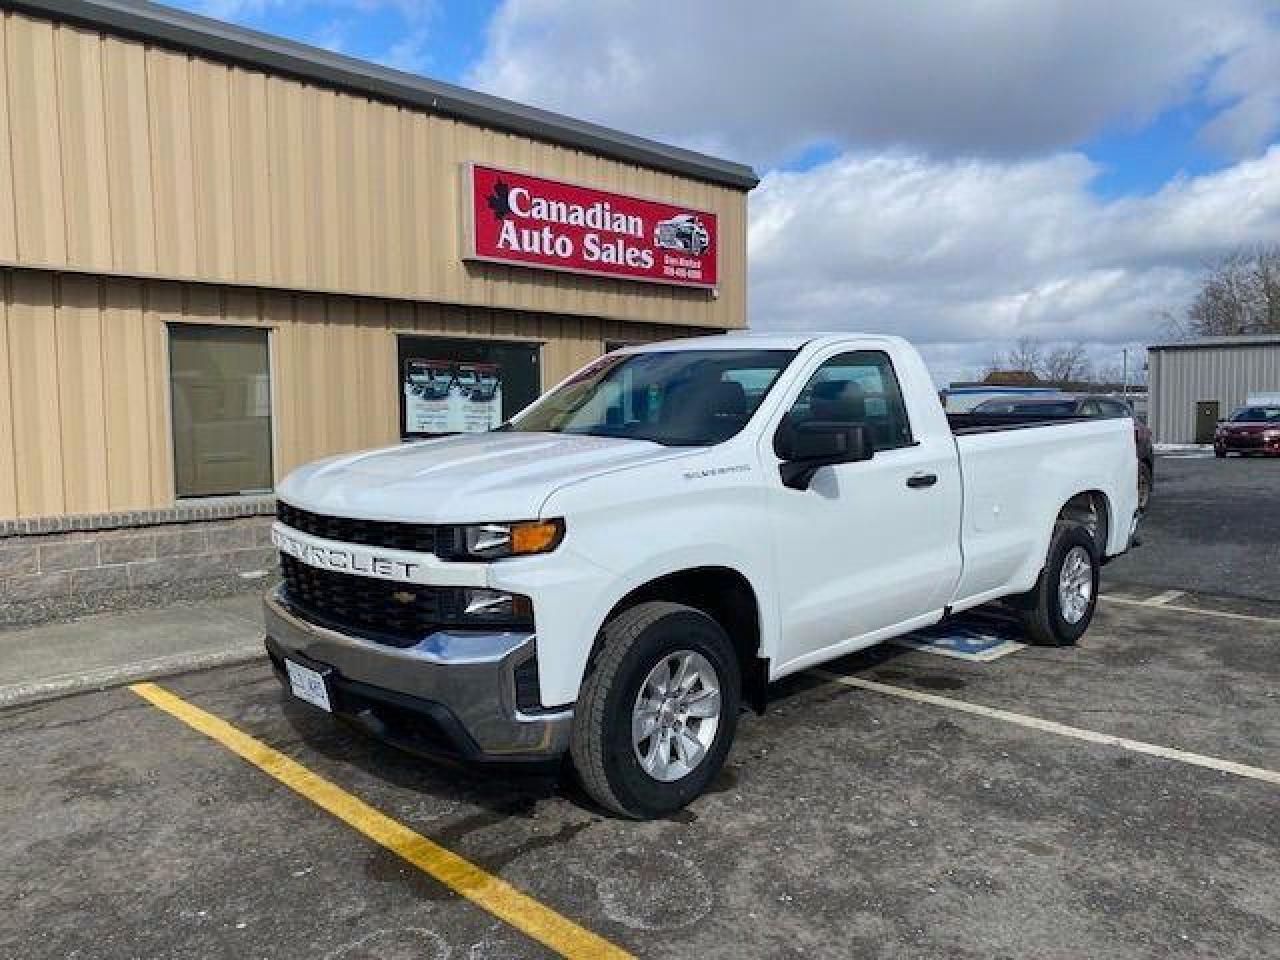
0,500 -> 278,628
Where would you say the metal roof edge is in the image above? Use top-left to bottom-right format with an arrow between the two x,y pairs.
1148,334 -> 1280,350
6,0 -> 760,191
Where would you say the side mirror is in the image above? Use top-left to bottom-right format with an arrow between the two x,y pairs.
776,420 -> 874,490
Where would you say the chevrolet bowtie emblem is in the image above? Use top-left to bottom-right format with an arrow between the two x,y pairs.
391,590 -> 416,605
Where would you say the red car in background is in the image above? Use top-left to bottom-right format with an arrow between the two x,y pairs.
1214,405 -> 1280,457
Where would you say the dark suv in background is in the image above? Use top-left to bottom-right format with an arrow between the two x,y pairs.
972,394 -> 1154,512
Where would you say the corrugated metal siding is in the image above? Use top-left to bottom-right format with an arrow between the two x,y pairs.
0,10 -> 747,330
1149,344 -> 1280,443
0,268 -> 690,519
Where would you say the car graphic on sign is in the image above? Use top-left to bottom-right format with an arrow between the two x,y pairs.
405,360 -> 453,400
455,363 -> 501,403
654,214 -> 710,255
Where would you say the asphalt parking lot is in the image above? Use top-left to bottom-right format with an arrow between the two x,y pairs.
3,454 -> 1278,960
1105,452 -> 1280,602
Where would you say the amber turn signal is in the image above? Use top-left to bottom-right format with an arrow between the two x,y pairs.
510,519 -> 565,555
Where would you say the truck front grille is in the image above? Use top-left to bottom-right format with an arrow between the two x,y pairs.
279,554 -> 460,647
277,501 -> 440,555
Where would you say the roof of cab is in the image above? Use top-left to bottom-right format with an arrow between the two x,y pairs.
618,332 -> 909,352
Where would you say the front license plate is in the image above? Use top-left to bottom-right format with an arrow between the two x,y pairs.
285,659 -> 332,713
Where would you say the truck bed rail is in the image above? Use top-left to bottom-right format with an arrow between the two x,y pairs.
947,412 -> 1095,436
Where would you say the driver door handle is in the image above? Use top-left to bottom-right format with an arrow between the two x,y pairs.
906,472 -> 938,489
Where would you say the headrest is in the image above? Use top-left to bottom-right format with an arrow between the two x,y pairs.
811,379 -> 865,421
708,380 -> 748,416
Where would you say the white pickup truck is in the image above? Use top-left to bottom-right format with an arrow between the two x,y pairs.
266,333 -> 1140,818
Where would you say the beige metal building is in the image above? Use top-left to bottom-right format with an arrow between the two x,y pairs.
0,0 -> 755,615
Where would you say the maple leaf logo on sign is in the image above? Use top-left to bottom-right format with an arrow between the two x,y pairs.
486,180 -> 512,221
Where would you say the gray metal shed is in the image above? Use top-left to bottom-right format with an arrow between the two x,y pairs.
1147,335 -> 1280,444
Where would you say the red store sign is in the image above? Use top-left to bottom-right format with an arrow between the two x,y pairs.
462,164 -> 718,290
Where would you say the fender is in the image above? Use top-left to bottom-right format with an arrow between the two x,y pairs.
580,547 -> 777,706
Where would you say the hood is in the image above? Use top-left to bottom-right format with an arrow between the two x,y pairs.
1220,422 -> 1275,433
277,432 -> 695,523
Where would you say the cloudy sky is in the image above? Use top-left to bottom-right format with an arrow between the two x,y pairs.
175,0 -> 1280,383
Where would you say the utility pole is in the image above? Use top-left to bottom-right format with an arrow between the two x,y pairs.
1122,348 -> 1129,397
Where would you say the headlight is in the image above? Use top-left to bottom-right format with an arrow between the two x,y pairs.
461,588 -> 533,624
1264,429 -> 1280,439
446,519 -> 564,561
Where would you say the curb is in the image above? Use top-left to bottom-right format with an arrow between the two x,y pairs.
0,644 -> 266,711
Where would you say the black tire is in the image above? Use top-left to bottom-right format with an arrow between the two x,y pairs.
1013,525 -> 1100,647
1137,460 -> 1153,513
570,601 -> 741,819
1215,449 -> 1226,458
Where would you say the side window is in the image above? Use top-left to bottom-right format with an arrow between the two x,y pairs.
787,350 -> 913,450
1100,400 -> 1130,418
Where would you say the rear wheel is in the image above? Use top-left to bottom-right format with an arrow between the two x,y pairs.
1013,525 -> 1099,647
1215,448 -> 1226,458
570,602 -> 740,819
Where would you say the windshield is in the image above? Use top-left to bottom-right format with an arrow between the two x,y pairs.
506,349 -> 796,446
1231,406 -> 1280,423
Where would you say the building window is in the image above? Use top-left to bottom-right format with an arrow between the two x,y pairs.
169,325 -> 273,497
399,336 -> 541,439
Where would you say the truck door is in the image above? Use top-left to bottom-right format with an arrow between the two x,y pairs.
762,348 -> 963,669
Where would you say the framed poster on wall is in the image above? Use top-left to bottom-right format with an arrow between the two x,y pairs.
398,336 -> 541,439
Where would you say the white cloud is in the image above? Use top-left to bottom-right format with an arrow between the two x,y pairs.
465,1 -> 1280,381
748,147 -> 1280,382
468,0 -> 1277,166
1200,25 -> 1280,157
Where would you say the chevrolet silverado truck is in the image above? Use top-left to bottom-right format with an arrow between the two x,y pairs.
266,334 -> 1141,818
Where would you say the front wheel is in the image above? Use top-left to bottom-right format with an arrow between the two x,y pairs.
1013,525 -> 1100,646
570,602 -> 740,819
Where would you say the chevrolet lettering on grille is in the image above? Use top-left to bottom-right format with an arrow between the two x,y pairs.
272,526 -> 421,581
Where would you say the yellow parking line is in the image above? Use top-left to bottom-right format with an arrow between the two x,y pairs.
129,682 -> 631,960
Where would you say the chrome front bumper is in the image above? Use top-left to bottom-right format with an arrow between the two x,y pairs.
263,588 -> 572,762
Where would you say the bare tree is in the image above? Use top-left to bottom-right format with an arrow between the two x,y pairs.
985,336 -> 1045,379
1094,361 -> 1124,384
1005,337 -> 1045,377
1042,342 -> 1092,383
1184,246 -> 1280,337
